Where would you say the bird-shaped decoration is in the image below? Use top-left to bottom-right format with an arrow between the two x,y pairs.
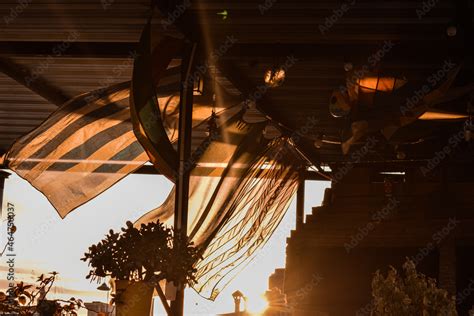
330,64 -> 474,154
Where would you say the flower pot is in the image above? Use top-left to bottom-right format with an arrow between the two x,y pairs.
37,300 -> 58,316
114,280 -> 154,316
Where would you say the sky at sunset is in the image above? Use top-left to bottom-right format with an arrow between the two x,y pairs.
0,172 -> 329,315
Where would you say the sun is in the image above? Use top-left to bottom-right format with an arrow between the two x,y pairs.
246,292 -> 269,314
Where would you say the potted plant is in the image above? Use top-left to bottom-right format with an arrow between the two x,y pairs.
82,220 -> 200,316
0,272 -> 83,316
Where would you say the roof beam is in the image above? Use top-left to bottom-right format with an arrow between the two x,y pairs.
221,42 -> 463,65
0,163 -> 330,180
0,57 -> 70,106
0,41 -> 138,58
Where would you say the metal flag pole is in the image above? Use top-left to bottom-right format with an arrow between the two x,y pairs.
170,41 -> 198,316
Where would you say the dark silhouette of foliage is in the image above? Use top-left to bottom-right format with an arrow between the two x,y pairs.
0,272 -> 83,315
82,221 -> 201,286
371,259 -> 457,315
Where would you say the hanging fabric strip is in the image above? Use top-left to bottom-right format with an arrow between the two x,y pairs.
130,18 -> 307,301
130,20 -> 183,180
193,138 -> 303,299
136,112 -> 305,299
135,107 -> 252,227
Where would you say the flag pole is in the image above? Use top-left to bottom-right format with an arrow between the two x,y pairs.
171,41 -> 197,316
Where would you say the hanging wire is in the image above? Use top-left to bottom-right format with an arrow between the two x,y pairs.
212,64 -> 217,115
465,97 -> 474,141
207,66 -> 219,138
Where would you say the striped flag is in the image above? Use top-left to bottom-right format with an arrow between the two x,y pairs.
5,82 -> 148,218
5,59 -> 227,218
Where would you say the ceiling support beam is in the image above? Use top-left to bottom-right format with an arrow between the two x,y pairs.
222,42 -> 461,63
1,41 -> 457,62
0,57 -> 69,106
0,163 -> 330,180
0,41 -> 138,58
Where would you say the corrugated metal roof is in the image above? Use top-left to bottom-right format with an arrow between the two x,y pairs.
0,0 -> 472,164
0,0 -> 149,42
0,56 -> 135,152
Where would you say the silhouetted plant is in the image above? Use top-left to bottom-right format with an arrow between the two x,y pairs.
0,272 -> 83,315
82,220 -> 201,286
371,258 -> 457,315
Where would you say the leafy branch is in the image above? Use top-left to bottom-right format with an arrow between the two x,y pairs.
371,258 -> 457,315
82,221 -> 201,286
0,272 -> 83,316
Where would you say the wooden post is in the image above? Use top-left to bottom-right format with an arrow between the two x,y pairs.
296,174 -> 305,230
170,42 -> 197,316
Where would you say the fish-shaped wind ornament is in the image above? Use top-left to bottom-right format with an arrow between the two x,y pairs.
330,64 -> 474,154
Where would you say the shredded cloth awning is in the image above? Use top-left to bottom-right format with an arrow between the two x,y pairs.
132,22 -> 306,299
136,128 -> 303,299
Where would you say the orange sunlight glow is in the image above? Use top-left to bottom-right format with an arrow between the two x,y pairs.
1,172 -> 329,315
246,293 -> 269,314
418,110 -> 468,120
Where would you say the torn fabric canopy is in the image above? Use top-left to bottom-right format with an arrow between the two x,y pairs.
136,110 -> 305,299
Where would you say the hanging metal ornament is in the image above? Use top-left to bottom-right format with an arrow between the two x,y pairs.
465,129 -> 472,142
313,134 -> 324,148
263,123 -> 282,139
394,145 -> 406,160
264,48 -> 286,88
329,90 -> 351,118
243,106 -> 268,123
396,150 -> 406,160
246,99 -> 257,109
446,25 -> 457,37
206,68 -> 220,139
206,109 -> 219,139
330,72 -> 407,118
242,99 -> 268,123
383,177 -> 393,197
464,101 -> 473,141
264,67 -> 286,88
344,62 -> 353,72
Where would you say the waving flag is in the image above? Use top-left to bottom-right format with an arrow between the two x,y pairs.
6,82 -> 148,218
